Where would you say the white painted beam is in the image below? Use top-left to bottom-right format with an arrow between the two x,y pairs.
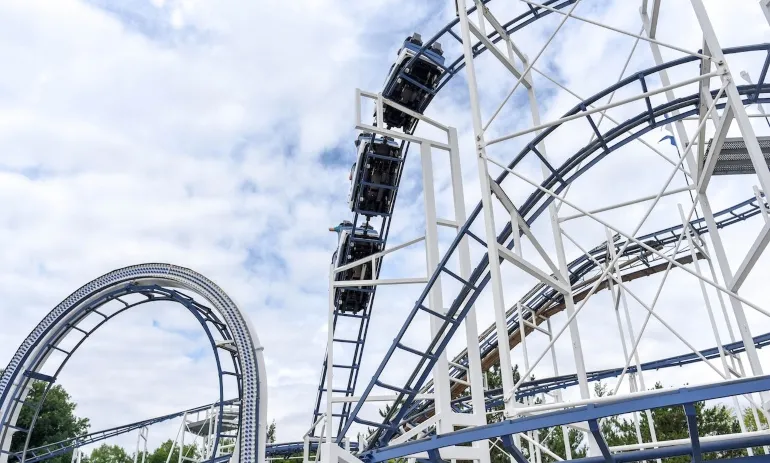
730,221 -> 770,292
497,244 -> 570,295
490,180 -> 563,278
467,21 -> 532,89
697,103 -> 735,193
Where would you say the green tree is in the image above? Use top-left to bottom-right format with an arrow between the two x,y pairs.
483,363 -> 587,463
10,380 -> 90,463
89,444 -> 133,463
741,407 -> 769,456
597,382 -> 745,462
536,425 -> 587,462
216,438 -> 235,456
267,421 -> 277,444
146,440 -> 199,463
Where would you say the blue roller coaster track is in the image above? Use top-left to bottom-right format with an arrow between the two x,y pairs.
15,401 -> 239,463
310,0 -> 584,437
305,0 -> 770,449
350,59 -> 770,451
362,375 -> 770,463
13,398 -> 355,462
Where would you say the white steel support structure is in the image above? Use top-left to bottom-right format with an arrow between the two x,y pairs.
640,0 -> 770,405
444,0 -> 770,460
457,0 -> 598,456
316,2 -> 770,462
321,91 -> 491,463
455,0 -> 518,423
604,227 -> 661,458
134,427 -> 149,463
689,0 -> 770,396
761,0 -> 770,26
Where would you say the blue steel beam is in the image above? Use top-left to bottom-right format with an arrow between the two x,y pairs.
264,442 -> 359,458
361,375 -> 770,463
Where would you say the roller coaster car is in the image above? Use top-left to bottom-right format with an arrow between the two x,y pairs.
348,133 -> 402,216
330,221 -> 383,313
380,33 -> 445,132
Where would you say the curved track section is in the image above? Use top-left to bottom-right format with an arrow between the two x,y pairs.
310,0 -> 582,436
403,194 -> 770,422
0,264 -> 267,463
342,43 -> 770,449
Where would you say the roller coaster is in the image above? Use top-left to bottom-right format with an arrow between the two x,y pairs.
4,1 -> 770,463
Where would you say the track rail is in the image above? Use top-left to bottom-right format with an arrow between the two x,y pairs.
13,400 -> 239,463
405,330 -> 770,421
361,375 -> 770,463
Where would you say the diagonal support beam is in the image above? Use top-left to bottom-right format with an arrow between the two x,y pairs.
523,0 -> 707,58
490,181 -> 563,280
497,244 -> 570,295
390,415 -> 439,445
475,0 -> 531,74
647,0 -> 661,38
499,435 -> 529,463
763,0 -> 770,26
684,403 -> 702,462
588,419 -> 615,462
477,1 -> 528,64
467,21 -> 532,89
730,220 -> 770,292
697,92 -> 735,193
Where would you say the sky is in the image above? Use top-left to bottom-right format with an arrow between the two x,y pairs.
2,0 -> 770,456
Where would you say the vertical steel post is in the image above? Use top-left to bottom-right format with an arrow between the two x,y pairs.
455,0 -> 518,419
678,204 -> 758,455
699,194 -> 767,390
324,268 -> 336,463
522,45 -> 596,456
524,52 -> 592,404
179,419 -> 186,463
420,142 -> 452,433
449,127 -> 492,463
604,227 -> 660,460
